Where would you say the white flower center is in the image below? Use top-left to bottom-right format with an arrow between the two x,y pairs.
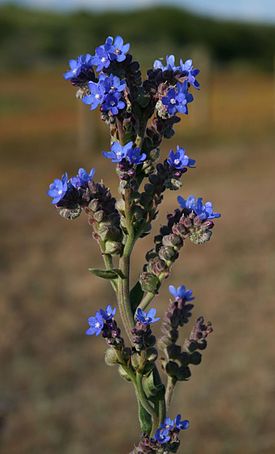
101,57 -> 106,62
58,189 -> 63,195
174,159 -> 180,165
170,98 -> 176,104
95,94 -> 100,99
95,322 -> 100,328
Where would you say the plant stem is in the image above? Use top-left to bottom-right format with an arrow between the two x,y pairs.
138,272 -> 167,311
102,252 -> 117,292
136,372 -> 158,436
165,376 -> 177,410
117,188 -> 136,343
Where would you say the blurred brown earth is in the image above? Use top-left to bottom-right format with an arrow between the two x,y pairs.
0,68 -> 275,453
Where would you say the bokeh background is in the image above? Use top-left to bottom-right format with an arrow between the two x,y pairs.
1,0 -> 275,453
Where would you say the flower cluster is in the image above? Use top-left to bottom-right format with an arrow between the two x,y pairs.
82,74 -> 126,115
64,54 -> 95,86
153,55 -> 200,89
87,305 -> 124,348
178,195 -> 221,220
50,36 -> 221,454
103,141 -> 146,165
154,414 -> 189,445
47,168 -> 95,206
131,308 -> 159,353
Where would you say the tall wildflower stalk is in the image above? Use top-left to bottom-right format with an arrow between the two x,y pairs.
48,37 -> 221,453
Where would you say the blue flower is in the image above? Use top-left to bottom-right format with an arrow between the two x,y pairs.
153,54 -> 178,71
167,146 -> 196,169
82,80 -> 106,110
91,44 -> 111,72
178,195 -> 221,220
64,54 -> 93,81
71,168 -> 95,188
169,285 -> 194,301
180,59 -> 200,89
101,74 -> 126,93
107,35 -> 130,62
86,311 -> 104,336
161,417 -> 175,430
135,308 -> 160,325
100,305 -> 116,321
154,428 -> 171,444
127,147 -> 146,165
162,82 -> 193,116
103,141 -> 132,163
48,173 -> 69,204
174,415 -> 190,430
102,92 -> 125,115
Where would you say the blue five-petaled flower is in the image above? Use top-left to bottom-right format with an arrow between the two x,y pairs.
167,146 -> 196,169
100,305 -> 116,321
48,173 -> 69,204
162,81 -> 193,116
82,74 -> 126,114
71,168 -> 95,188
154,428 -> 171,444
169,285 -> 194,301
64,54 -> 93,81
86,311 -> 104,336
91,36 -> 130,72
153,54 -> 200,89
103,141 -> 146,164
135,308 -> 160,325
177,195 -> 221,220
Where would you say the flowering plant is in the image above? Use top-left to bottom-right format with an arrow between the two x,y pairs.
48,36 -> 220,453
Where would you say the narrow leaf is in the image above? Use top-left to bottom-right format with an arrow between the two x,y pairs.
130,281 -> 144,312
88,268 -> 125,280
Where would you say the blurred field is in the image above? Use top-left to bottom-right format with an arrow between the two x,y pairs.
1,67 -> 275,454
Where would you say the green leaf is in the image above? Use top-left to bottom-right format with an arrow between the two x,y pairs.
88,268 -> 125,280
143,369 -> 165,399
130,281 -> 144,312
137,401 -> 152,434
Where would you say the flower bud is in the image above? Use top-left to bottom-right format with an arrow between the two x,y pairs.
165,360 -> 179,378
105,347 -> 119,366
146,347 -> 158,362
162,234 -> 183,248
118,365 -> 132,382
189,228 -> 212,245
158,246 -> 179,262
93,209 -> 105,223
104,240 -> 122,255
140,272 -> 160,294
57,206 -> 82,220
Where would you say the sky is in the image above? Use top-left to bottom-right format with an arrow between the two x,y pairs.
1,0 -> 275,24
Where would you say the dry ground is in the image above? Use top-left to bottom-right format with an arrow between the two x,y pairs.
0,69 -> 275,453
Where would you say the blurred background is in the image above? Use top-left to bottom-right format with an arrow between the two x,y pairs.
1,0 -> 275,453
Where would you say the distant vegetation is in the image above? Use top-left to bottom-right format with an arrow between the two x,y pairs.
1,3 -> 275,71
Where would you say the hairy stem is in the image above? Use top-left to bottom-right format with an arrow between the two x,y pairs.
117,188 -> 136,343
136,372 -> 158,436
165,376 -> 177,410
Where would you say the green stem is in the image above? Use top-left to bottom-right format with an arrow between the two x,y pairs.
138,272 -> 167,311
165,376 -> 177,410
136,372 -> 158,435
117,188 -> 136,343
102,252 -> 117,292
